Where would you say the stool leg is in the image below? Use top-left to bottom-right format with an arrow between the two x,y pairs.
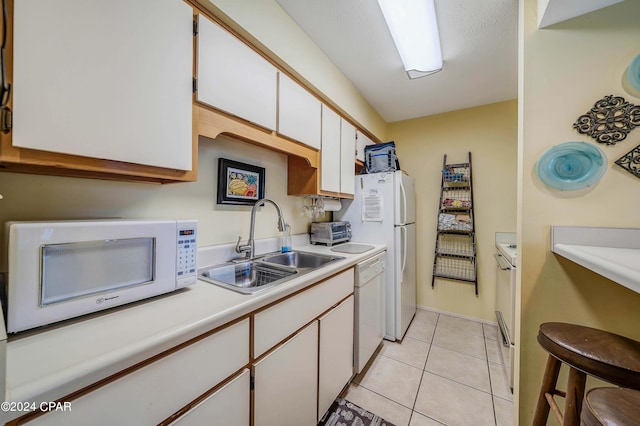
533,355 -> 562,426
562,368 -> 586,426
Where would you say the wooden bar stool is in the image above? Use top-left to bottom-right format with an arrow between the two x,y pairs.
532,322 -> 640,426
582,387 -> 640,426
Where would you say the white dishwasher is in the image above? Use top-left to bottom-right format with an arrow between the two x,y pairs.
354,251 -> 386,374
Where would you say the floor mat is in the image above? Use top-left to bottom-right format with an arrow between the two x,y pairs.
318,397 -> 396,426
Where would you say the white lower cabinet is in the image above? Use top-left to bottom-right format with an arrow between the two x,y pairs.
253,321 -> 319,426
254,269 -> 354,358
318,295 -> 355,421
21,269 -> 356,426
170,369 -> 250,426
26,319 -> 249,426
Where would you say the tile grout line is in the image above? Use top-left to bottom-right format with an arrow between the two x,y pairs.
407,313 -> 440,426
483,324 -> 499,426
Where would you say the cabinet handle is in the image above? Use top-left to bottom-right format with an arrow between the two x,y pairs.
494,253 -> 511,270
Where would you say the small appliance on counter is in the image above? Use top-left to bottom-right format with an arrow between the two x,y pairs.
309,221 -> 351,246
4,219 -> 197,333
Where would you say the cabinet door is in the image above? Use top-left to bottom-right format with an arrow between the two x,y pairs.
13,0 -> 193,171
254,321 -> 318,426
340,120 -> 356,195
169,369 -> 250,426
197,14 -> 277,131
356,130 -> 375,162
26,319 -> 250,426
254,268 -> 353,358
318,296 -> 354,422
321,105 -> 342,193
278,74 -> 322,149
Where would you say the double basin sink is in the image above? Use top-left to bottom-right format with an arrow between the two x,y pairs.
198,250 -> 345,294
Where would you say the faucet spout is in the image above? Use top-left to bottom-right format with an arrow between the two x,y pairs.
236,198 -> 287,260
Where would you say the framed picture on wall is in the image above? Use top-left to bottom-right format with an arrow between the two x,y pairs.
217,158 -> 265,205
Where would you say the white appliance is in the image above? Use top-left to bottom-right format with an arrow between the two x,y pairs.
494,232 -> 516,391
335,171 -> 416,340
354,251 -> 385,373
5,220 -> 197,333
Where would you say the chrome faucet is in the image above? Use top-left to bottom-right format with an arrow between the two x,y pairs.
236,198 -> 287,260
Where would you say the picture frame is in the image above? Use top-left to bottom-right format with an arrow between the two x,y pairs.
217,158 -> 265,205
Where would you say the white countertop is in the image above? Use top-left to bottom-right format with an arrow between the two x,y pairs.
3,239 -> 385,421
551,226 -> 640,295
495,232 -> 517,267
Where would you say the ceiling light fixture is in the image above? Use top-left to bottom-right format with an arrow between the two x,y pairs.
377,0 -> 443,79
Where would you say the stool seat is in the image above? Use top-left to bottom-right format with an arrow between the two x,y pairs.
533,322 -> 640,426
582,387 -> 640,426
538,322 -> 640,389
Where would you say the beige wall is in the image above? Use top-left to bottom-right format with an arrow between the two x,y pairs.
518,0 -> 640,424
388,100 -> 518,321
0,136 -> 313,251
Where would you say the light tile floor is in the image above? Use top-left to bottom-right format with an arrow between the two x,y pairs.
343,309 -> 514,426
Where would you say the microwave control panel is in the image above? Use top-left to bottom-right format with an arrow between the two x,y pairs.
176,220 -> 198,287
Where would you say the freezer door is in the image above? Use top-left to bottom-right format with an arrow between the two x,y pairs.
395,224 -> 417,339
395,172 -> 416,225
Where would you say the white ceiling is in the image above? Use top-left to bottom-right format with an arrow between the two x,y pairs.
275,0 -> 519,123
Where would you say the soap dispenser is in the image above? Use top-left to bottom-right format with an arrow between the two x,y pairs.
281,224 -> 292,253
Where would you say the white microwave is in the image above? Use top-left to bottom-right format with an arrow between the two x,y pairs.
4,219 -> 197,333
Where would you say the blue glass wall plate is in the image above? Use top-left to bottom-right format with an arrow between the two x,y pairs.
629,54 -> 640,92
536,142 -> 607,190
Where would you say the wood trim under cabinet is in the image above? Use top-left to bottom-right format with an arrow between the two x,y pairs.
197,103 -> 319,169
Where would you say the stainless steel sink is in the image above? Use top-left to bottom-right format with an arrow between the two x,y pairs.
259,251 -> 343,270
199,261 -> 297,294
199,251 -> 344,294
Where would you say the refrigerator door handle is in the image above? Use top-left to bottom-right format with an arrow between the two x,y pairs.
399,179 -> 407,225
400,226 -> 407,273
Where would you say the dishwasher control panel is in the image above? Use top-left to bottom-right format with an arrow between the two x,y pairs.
355,252 -> 386,286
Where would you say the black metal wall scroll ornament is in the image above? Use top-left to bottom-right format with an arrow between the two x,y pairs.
615,144 -> 640,179
573,95 -> 640,145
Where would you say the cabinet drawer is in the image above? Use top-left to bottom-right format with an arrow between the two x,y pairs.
27,319 -> 249,426
254,268 -> 353,358
169,369 -> 250,426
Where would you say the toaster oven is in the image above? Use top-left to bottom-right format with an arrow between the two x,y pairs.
309,222 -> 351,246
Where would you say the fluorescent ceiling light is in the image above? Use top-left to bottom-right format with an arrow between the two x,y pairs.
377,0 -> 443,79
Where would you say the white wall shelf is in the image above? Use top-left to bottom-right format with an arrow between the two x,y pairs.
551,226 -> 640,295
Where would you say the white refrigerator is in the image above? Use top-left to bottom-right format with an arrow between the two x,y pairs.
335,171 -> 416,341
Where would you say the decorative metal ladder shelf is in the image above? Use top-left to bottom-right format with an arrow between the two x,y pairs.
431,152 -> 478,294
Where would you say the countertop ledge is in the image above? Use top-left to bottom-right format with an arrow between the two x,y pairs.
4,238 -> 385,420
551,226 -> 640,295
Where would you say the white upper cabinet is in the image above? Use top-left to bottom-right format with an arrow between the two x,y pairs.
12,0 -> 193,171
340,120 -> 356,195
356,130 -> 376,163
278,73 -> 322,150
196,14 -> 277,131
321,105 -> 341,193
